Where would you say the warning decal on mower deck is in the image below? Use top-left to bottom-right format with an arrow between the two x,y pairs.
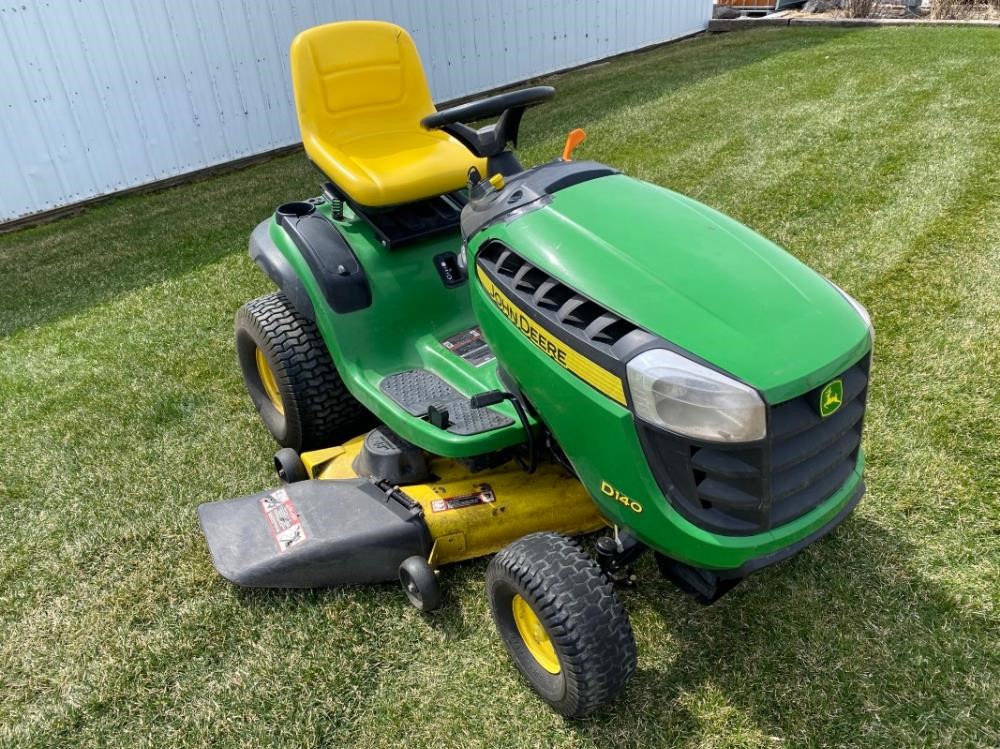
441,326 -> 495,367
259,488 -> 307,552
431,485 -> 496,513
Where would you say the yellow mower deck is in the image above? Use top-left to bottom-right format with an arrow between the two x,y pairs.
301,436 -> 606,567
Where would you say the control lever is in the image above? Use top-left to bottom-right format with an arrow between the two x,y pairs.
561,128 -> 587,161
467,166 -> 483,197
427,404 -> 450,430
471,389 -> 536,473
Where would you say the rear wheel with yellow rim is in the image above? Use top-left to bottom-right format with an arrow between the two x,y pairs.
255,347 -> 285,415
486,532 -> 636,717
235,292 -> 373,451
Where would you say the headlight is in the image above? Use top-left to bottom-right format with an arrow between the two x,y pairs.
830,281 -> 874,341
626,349 -> 766,442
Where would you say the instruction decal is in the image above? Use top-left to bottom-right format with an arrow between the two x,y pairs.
441,327 -> 495,367
431,484 -> 496,513
260,488 -> 307,552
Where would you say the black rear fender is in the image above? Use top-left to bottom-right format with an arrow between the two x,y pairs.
248,219 -> 316,321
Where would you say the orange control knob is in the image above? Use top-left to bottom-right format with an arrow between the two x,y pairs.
561,128 -> 587,161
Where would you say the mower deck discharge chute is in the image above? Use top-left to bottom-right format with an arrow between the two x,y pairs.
199,429 -> 604,592
199,479 -> 430,589
198,20 -> 874,717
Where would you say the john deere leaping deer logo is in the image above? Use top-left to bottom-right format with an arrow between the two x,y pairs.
819,379 -> 844,418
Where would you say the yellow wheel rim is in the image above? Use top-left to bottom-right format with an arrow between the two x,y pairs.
255,347 -> 284,415
512,594 -> 560,674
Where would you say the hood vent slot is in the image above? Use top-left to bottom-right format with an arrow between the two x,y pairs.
587,314 -> 636,344
477,241 -> 639,349
558,297 -> 603,328
533,280 -> 573,310
495,249 -> 524,276
513,264 -> 548,293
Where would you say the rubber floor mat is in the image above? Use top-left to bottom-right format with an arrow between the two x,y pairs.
379,369 -> 513,435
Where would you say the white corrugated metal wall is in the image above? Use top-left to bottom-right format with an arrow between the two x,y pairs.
0,0 -> 711,223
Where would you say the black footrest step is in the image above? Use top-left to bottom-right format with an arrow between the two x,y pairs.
379,369 -> 513,436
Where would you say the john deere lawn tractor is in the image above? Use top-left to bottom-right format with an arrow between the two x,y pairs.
198,21 -> 874,716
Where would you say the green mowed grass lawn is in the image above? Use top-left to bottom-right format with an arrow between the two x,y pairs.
1,26 -> 998,749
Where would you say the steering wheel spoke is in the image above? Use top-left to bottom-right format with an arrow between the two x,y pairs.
421,86 -> 554,160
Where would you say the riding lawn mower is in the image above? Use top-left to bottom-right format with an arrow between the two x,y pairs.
198,21 -> 874,717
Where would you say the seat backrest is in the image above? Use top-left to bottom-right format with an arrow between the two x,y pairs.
290,21 -> 435,148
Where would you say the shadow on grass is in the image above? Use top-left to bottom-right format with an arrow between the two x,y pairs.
227,556 -> 485,645
573,516 -> 996,744
0,27 -> 854,341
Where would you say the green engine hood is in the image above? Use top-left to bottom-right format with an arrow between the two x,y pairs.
477,174 -> 870,403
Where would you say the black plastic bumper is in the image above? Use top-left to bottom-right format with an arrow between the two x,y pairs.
723,478 -> 865,580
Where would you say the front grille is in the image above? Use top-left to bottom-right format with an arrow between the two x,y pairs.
477,241 -> 642,351
637,354 -> 870,535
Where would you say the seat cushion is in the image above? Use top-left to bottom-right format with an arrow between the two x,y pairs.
306,129 -> 486,208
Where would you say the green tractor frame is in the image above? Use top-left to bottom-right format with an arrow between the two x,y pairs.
199,20 -> 874,717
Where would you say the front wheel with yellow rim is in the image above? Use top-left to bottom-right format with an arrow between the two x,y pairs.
486,532 -> 637,717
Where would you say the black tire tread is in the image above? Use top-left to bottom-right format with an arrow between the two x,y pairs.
487,532 -> 637,717
236,292 -> 372,450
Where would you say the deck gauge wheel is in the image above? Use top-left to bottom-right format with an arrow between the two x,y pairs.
399,556 -> 442,612
273,448 -> 308,483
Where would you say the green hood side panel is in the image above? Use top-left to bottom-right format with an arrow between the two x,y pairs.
480,174 -> 871,403
470,277 -> 864,569
469,173 -> 869,564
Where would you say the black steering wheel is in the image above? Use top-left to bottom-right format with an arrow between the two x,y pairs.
421,86 -> 554,130
420,86 -> 555,161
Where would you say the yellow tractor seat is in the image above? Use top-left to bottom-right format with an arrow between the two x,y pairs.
290,21 -> 487,208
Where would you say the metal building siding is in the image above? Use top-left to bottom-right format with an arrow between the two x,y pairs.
0,0 -> 711,223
